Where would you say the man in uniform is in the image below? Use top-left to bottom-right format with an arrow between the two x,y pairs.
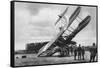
81,46 -> 85,60
89,43 -> 97,62
70,46 -> 73,56
77,44 -> 82,60
74,46 -> 77,60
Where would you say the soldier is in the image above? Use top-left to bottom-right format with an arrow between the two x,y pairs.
74,46 -> 77,60
70,46 -> 73,56
81,46 -> 85,60
65,46 -> 70,56
77,44 -> 82,60
63,46 -> 68,56
89,43 -> 97,62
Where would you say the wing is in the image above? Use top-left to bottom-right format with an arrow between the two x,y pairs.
61,7 -> 69,16
55,18 -> 61,25
67,7 -> 81,28
55,7 -> 69,25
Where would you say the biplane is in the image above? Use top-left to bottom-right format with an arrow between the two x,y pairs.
37,6 -> 91,57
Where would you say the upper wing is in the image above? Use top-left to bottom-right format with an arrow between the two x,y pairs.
67,7 -> 81,28
55,7 -> 69,25
61,7 -> 69,16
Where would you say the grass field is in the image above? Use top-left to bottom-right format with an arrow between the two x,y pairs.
15,51 -> 92,66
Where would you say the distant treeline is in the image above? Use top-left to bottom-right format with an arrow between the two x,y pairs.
15,41 -> 93,54
26,41 -> 49,53
15,41 -> 49,54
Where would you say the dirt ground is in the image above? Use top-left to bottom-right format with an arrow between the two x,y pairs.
14,51 -> 93,66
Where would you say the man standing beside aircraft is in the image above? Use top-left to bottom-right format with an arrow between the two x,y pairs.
81,46 -> 85,60
89,43 -> 97,62
74,46 -> 78,60
77,44 -> 82,60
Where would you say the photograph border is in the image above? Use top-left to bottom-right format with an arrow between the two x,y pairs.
10,1 -> 98,67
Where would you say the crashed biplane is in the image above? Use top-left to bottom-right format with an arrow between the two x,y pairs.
37,6 -> 91,57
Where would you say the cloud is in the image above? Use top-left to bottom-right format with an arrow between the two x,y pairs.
30,8 -> 61,27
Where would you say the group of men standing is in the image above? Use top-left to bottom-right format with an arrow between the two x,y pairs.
73,43 -> 97,62
44,42 -> 97,62
74,44 -> 85,60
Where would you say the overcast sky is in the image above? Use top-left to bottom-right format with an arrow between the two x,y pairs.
15,2 -> 97,50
